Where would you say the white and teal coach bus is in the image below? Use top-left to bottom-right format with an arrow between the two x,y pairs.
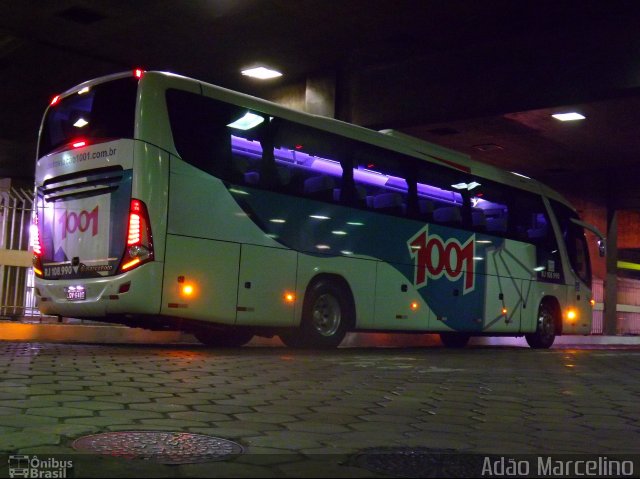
32,69 -> 604,348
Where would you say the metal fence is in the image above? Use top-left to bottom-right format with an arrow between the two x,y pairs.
590,277 -> 640,335
0,188 -> 38,318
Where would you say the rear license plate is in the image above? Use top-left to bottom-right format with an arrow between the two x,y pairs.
65,286 -> 86,301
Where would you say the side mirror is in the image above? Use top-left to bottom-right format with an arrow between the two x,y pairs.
598,239 -> 606,257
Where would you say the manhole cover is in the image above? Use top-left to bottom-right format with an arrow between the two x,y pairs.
72,431 -> 243,464
351,447 -> 483,478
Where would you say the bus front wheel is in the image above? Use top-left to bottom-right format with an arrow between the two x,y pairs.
194,327 -> 254,347
280,279 -> 351,349
525,303 -> 557,349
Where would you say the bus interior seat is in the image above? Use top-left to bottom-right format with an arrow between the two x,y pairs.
472,209 -> 487,228
276,166 -> 291,186
372,192 -> 405,215
244,171 -> 260,185
433,206 -> 462,225
332,185 -> 366,203
486,216 -> 507,233
304,175 -> 336,199
419,199 -> 435,216
527,225 -> 548,240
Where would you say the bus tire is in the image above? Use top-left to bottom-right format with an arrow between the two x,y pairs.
440,332 -> 471,348
525,303 -> 557,349
194,327 -> 254,347
281,279 -> 351,349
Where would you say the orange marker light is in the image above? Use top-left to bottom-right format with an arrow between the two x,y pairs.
567,309 -> 577,320
182,284 -> 195,297
284,292 -> 296,303
590,299 -> 596,307
410,301 -> 419,311
502,307 -> 508,315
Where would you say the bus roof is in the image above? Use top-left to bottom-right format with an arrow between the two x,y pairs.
69,70 -> 574,211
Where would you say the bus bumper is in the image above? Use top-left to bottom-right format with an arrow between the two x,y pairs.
34,262 -> 163,318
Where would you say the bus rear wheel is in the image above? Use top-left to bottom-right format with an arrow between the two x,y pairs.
280,279 -> 351,349
194,327 -> 254,347
439,332 -> 471,348
525,303 -> 556,349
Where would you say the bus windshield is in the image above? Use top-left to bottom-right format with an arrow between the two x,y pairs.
39,76 -> 138,157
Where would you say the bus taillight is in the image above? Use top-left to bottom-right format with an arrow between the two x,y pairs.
120,199 -> 154,273
134,68 -> 145,79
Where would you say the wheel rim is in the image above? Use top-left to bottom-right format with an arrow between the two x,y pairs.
538,308 -> 555,340
312,293 -> 341,337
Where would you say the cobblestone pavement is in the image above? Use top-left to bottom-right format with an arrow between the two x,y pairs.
0,342 -> 639,477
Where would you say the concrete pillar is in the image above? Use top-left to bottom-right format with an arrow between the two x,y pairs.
603,207 -> 618,335
304,73 -> 336,118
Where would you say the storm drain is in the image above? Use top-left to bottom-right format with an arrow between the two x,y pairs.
351,447 -> 483,478
72,431 -> 243,465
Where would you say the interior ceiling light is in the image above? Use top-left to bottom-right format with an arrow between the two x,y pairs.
241,67 -> 282,80
552,112 -> 586,121
227,112 -> 264,130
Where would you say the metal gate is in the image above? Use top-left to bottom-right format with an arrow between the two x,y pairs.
0,188 -> 37,318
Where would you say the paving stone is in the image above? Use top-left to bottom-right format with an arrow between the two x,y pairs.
62,401 -> 125,411
0,414 -> 59,427
135,418 -> 210,428
168,411 -> 231,422
234,413 -> 298,424
285,421 -> 351,434
0,399 -> 58,408
193,404 -> 253,415
98,409 -> 164,420
243,432 -> 324,450
0,431 -> 61,451
26,406 -> 94,418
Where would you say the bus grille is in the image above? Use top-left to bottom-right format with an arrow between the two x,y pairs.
41,166 -> 124,202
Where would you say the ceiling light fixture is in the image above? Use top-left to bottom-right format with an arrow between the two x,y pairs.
552,112 -> 586,121
241,67 -> 282,80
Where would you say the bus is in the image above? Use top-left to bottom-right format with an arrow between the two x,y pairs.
32,69 -> 605,349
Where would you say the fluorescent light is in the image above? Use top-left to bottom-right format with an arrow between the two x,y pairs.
452,182 -> 481,190
227,112 -> 264,130
310,215 -> 330,220
77,87 -> 90,95
511,171 -> 531,179
73,118 -> 89,128
552,112 -> 585,121
241,67 -> 282,80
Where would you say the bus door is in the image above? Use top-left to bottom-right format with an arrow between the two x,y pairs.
236,245 -> 297,327
480,240 -> 536,333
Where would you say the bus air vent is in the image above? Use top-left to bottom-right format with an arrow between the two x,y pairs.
41,166 -> 124,202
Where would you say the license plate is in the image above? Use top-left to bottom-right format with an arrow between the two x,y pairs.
66,286 -> 86,301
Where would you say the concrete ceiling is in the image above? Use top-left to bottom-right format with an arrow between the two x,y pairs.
2,1 -> 640,209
